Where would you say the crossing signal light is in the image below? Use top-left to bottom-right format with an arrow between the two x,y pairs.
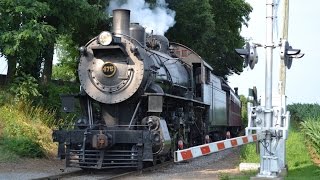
280,40 -> 304,69
235,42 -> 258,69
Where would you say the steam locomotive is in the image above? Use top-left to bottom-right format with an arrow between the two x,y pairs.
53,9 -> 241,170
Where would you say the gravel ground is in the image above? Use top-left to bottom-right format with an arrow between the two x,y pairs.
119,148 -> 241,180
0,148 -> 241,180
0,158 -> 80,180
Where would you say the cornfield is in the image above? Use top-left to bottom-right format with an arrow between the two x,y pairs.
288,103 -> 320,122
301,119 -> 320,154
288,103 -> 320,156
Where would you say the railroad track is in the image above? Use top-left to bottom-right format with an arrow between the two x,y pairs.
33,161 -> 173,180
32,147 -> 237,180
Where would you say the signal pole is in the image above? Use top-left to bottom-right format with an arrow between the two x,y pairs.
256,0 -> 278,178
265,0 -> 274,131
279,0 -> 289,95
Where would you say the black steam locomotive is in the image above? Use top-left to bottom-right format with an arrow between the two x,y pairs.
53,9 -> 241,169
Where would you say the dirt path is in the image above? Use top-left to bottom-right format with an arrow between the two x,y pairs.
0,158 -> 79,180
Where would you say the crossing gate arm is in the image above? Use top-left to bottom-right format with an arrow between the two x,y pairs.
174,134 -> 262,162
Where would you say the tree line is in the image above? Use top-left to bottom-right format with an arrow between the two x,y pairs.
0,0 -> 252,85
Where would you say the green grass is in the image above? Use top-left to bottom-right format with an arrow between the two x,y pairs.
0,144 -> 19,162
0,99 -> 58,159
227,130 -> 320,179
240,142 -> 259,163
285,130 -> 320,179
0,81 -> 78,161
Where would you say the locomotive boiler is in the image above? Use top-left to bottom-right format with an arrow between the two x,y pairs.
53,9 -> 241,169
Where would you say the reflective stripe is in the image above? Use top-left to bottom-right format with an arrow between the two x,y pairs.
231,139 -> 238,147
200,146 -> 210,155
174,134 -> 261,162
217,142 -> 225,151
242,137 -> 249,144
181,150 -> 193,160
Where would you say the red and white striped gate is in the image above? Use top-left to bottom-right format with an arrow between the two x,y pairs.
174,134 -> 261,162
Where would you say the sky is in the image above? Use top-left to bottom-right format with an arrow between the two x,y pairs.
228,0 -> 320,104
0,0 -> 319,104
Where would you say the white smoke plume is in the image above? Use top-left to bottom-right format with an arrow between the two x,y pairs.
108,0 -> 176,35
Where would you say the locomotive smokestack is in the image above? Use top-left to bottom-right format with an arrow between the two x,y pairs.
112,9 -> 130,36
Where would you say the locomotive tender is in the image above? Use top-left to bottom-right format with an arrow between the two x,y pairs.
53,9 -> 241,169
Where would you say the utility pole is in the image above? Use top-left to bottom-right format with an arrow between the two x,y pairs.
279,0 -> 289,95
278,0 -> 290,176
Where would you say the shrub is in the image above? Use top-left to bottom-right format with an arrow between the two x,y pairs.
0,74 -> 79,158
9,73 -> 42,101
37,81 -> 79,128
2,137 -> 44,158
240,95 -> 248,127
0,89 -> 14,106
38,81 -> 79,110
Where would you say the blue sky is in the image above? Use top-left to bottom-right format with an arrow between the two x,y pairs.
0,0 -> 318,104
229,0 -> 320,104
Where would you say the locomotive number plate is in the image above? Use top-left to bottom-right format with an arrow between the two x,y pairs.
102,62 -> 117,77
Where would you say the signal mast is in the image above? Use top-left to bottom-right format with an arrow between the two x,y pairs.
236,0 -> 303,179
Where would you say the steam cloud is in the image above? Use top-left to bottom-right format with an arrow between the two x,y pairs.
108,0 -> 176,35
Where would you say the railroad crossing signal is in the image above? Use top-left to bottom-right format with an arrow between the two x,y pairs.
280,39 -> 304,69
235,42 -> 259,69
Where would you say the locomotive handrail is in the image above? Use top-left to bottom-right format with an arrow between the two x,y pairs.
142,92 -> 210,105
174,134 -> 262,162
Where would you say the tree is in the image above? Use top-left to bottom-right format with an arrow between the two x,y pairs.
0,0 -> 109,84
0,0 -> 55,82
209,0 -> 252,77
40,0 -> 109,84
240,95 -> 248,126
166,0 -> 252,78
52,35 -> 79,81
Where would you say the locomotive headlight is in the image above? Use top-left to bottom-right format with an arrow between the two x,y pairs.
98,31 -> 113,46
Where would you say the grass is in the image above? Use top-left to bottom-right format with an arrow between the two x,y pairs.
0,144 -> 19,162
285,130 -> 320,179
240,142 -> 259,163
0,81 -> 79,161
0,80 -> 78,161
223,103 -> 320,179
226,130 -> 320,179
0,99 -> 58,159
